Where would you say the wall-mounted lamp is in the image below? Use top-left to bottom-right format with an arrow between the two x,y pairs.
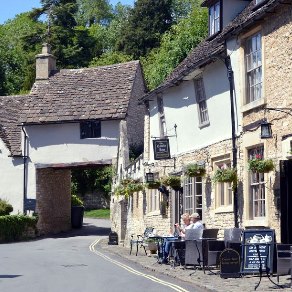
145,172 -> 154,183
260,120 -> 272,139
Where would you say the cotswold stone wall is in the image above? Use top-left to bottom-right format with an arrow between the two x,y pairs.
36,168 -> 71,234
240,4 -> 292,240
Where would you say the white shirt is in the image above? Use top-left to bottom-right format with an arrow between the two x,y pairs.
192,220 -> 204,229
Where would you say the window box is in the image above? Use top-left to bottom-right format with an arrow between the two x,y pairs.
185,163 -> 206,177
248,158 -> 274,173
213,167 -> 237,183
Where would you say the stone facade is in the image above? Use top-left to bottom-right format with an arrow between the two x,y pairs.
36,168 -> 71,234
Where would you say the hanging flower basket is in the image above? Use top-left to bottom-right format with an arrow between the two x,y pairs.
161,176 -> 181,190
115,179 -> 144,198
145,180 -> 161,189
185,163 -> 206,177
248,159 -> 274,173
212,168 -> 237,183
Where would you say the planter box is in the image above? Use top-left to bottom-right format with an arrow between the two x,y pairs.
71,206 -> 84,229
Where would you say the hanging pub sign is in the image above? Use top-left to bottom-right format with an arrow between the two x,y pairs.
153,139 -> 171,160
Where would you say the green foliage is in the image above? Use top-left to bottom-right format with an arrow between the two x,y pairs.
84,208 -> 110,218
248,159 -> 274,173
161,176 -> 181,188
142,1 -> 208,89
129,143 -> 144,162
212,168 -> 237,183
71,165 -> 114,196
145,181 -> 161,189
114,178 -> 144,198
0,215 -> 38,242
0,199 -> 13,216
185,163 -> 206,177
90,51 -> 133,67
71,194 -> 84,206
117,0 -> 174,59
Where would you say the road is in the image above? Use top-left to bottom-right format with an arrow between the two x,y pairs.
0,218 -> 203,292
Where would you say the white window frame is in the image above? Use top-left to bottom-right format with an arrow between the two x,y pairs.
214,161 -> 233,208
194,77 -> 209,127
183,177 -> 203,219
248,147 -> 266,219
245,32 -> 262,104
209,1 -> 220,36
147,173 -> 160,212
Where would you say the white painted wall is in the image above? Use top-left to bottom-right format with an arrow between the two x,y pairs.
0,139 -> 23,214
222,0 -> 249,28
26,120 -> 120,164
148,61 -> 233,160
227,36 -> 243,134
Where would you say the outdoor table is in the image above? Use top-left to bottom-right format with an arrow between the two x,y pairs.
167,238 -> 186,267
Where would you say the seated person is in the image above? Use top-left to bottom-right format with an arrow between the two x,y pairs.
161,213 -> 191,264
190,212 -> 204,229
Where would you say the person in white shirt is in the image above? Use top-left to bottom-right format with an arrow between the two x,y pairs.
190,212 -> 204,229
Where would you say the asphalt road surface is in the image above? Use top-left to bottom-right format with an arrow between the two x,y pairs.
0,218 -> 204,292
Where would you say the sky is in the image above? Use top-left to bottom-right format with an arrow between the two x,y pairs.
0,0 -> 135,24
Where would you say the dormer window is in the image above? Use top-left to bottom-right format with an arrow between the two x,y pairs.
209,2 -> 220,36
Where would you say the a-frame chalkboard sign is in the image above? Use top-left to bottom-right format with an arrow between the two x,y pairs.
241,229 -> 275,274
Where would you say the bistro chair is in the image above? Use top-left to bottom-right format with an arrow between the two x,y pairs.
130,227 -> 154,256
276,244 -> 292,282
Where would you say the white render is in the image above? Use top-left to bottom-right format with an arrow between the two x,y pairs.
148,61 -> 234,161
26,120 -> 120,164
0,119 -> 120,214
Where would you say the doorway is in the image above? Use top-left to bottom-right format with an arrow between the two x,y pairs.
280,160 -> 292,244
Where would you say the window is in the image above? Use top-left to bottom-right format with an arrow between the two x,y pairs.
80,121 -> 101,139
255,0 -> 264,4
157,96 -> 167,137
248,147 -> 265,219
183,177 -> 203,219
215,162 -> 233,208
148,189 -> 160,212
209,2 -> 220,36
194,78 -> 209,126
245,32 -> 262,104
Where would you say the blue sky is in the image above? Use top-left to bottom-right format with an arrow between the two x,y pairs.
0,0 -> 134,24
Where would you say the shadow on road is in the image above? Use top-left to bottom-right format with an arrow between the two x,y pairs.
0,275 -> 22,278
42,218 -> 111,239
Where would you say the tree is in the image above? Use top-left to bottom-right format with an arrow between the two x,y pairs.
0,13 -> 45,95
142,1 -> 208,89
117,0 -> 174,59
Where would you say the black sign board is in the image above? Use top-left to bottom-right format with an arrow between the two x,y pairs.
108,231 -> 118,245
220,248 -> 241,278
241,229 -> 275,274
153,139 -> 171,160
145,172 -> 154,183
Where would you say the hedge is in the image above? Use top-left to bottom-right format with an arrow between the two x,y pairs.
0,215 -> 38,242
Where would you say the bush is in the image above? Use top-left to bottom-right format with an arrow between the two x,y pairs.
71,194 -> 84,207
0,215 -> 38,242
0,199 -> 13,215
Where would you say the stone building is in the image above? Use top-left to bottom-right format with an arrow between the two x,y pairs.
111,0 -> 292,245
0,43 -> 146,234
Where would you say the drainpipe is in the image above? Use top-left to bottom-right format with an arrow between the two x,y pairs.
21,125 -> 28,214
224,55 -> 239,228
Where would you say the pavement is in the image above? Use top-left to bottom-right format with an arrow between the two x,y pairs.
94,231 -> 291,292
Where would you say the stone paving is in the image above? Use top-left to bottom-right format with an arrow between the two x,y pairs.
97,239 -> 291,292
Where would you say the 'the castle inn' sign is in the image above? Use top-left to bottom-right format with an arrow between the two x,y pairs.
153,139 -> 171,160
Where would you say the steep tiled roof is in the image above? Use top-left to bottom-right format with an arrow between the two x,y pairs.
0,61 -> 141,156
22,61 -> 141,124
141,0 -> 282,101
0,96 -> 25,156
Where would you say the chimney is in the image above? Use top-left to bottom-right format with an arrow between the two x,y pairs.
35,43 -> 56,80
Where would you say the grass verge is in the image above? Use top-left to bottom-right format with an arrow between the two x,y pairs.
84,209 -> 110,219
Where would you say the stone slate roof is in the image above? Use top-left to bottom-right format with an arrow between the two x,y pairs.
22,60 -> 141,124
141,0 -> 282,101
0,61 -> 141,156
0,96 -> 25,156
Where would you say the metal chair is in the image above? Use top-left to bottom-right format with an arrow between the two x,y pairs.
276,244 -> 292,282
130,227 -> 154,256
184,229 -> 203,269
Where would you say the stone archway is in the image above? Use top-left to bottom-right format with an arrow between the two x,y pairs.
36,168 -> 71,234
